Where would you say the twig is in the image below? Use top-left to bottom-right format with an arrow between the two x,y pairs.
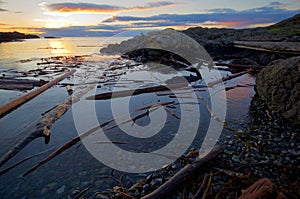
192,173 -> 209,199
202,171 -> 212,199
74,186 -> 91,199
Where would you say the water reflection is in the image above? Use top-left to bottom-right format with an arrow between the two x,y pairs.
49,40 -> 68,54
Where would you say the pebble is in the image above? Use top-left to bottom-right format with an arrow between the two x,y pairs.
232,155 -> 240,162
228,140 -> 234,145
56,185 -> 66,195
81,181 -> 90,187
72,189 -> 80,196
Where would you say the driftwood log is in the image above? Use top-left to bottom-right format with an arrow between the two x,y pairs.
215,63 -> 263,70
86,83 -> 188,100
0,83 -> 95,168
0,78 -> 48,91
207,69 -> 254,87
0,69 -> 76,118
141,146 -> 223,199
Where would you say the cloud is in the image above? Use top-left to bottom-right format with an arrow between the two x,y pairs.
268,1 -> 288,7
25,2 -> 299,37
41,1 -> 177,14
206,8 -> 237,13
0,0 -> 8,12
103,2 -> 299,29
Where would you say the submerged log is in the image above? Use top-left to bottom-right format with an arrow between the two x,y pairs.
0,69 -> 76,118
86,83 -> 188,100
207,69 -> 254,87
0,83 -> 95,168
0,83 -> 34,91
0,78 -> 48,91
141,146 -> 223,199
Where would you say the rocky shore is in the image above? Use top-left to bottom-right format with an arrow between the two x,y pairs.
96,13 -> 300,199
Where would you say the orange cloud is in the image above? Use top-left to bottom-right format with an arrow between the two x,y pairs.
42,2 -> 177,14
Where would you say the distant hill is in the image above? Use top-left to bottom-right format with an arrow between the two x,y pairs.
266,13 -> 300,36
0,31 -> 39,43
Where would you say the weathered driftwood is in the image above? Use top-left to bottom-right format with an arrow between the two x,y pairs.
207,69 -> 253,88
0,69 -> 76,118
86,83 -> 188,100
141,146 -> 223,199
0,78 -> 47,86
0,84 -> 34,91
215,63 -> 263,70
23,101 -> 175,176
0,83 -> 95,168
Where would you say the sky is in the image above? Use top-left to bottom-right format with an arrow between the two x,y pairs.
0,0 -> 299,36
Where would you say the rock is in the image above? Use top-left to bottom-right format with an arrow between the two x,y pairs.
100,28 -> 212,65
239,178 -> 286,199
94,180 -> 103,188
81,181 -> 90,187
56,185 -> 66,195
256,56 -> 300,125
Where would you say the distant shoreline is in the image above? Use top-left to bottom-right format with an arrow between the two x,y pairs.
0,31 -> 39,43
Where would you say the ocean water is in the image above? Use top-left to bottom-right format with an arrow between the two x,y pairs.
0,37 -> 256,198
0,37 -> 129,70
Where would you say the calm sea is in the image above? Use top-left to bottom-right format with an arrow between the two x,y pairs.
0,37 -> 130,70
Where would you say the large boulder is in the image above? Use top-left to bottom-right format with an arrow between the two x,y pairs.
100,29 -> 211,64
256,56 -> 300,125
